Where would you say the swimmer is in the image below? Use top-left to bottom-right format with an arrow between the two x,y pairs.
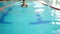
21,0 -> 28,7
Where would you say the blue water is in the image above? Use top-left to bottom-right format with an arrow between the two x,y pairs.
0,1 -> 60,34
0,1 -> 13,7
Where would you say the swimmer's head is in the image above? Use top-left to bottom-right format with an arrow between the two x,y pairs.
21,3 -> 28,7
21,0 -> 28,7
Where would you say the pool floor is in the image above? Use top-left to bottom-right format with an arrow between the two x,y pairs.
0,1 -> 60,34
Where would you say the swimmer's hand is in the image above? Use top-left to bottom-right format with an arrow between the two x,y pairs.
21,4 -> 28,7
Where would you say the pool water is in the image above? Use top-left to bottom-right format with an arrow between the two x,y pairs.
0,1 -> 60,34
